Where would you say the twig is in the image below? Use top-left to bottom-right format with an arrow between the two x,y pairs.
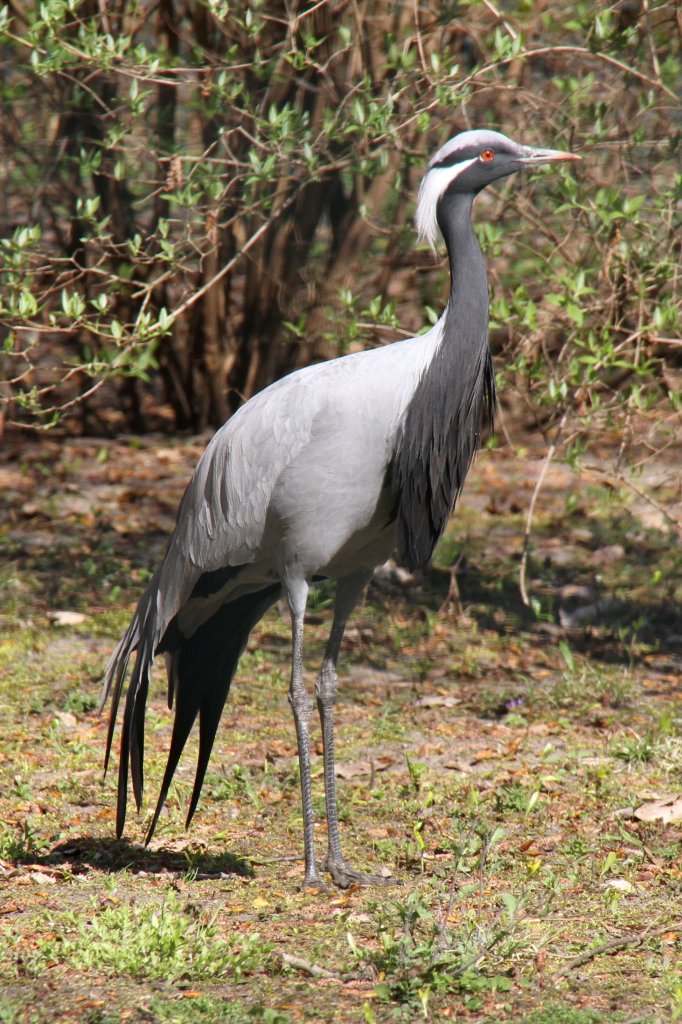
167,211 -> 291,325
519,411 -> 568,607
552,920 -> 682,981
582,463 -> 681,532
481,0 -> 519,40
438,553 -> 464,616
433,824 -> 476,957
281,952 -> 339,979
244,854 -> 300,865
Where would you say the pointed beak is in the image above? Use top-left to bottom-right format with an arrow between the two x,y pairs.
519,146 -> 582,166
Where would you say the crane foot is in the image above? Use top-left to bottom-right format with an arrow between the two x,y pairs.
300,869 -> 332,893
325,856 -> 397,888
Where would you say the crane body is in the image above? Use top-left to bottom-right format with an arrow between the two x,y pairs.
103,130 -> 579,887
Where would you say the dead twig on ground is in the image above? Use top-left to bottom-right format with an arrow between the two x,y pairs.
519,411 -> 567,608
552,920 -> 682,981
281,952 -> 339,980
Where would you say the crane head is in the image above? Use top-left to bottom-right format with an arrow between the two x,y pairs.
416,128 -> 581,249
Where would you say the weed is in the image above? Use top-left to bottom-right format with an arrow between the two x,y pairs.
611,730 -> 656,764
31,893 -> 274,982
83,1011 -> 121,1024
0,1001 -> 20,1024
148,998 -> 292,1024
350,838 -> 530,1017
550,642 -> 639,712
63,688 -> 99,713
0,821 -> 46,863
494,783 -> 541,816
372,701 -> 408,741
206,765 -> 262,808
521,1007 -> 603,1024
561,833 -> 591,858
405,752 -> 427,794
663,968 -> 682,1022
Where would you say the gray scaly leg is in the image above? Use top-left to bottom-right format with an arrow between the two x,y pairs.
285,577 -> 325,889
317,572 -> 395,887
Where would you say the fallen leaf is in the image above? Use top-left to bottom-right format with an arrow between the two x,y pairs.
633,796 -> 682,823
47,610 -> 87,627
605,878 -> 635,893
335,755 -> 394,779
588,543 -> 625,566
54,711 -> 78,729
471,749 -> 498,764
335,761 -> 370,779
28,871 -> 57,885
414,695 -> 461,708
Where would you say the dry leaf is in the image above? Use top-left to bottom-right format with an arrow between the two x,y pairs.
471,749 -> 498,764
335,761 -> 370,779
47,610 -> 87,627
54,711 -> 78,729
414,695 -> 461,708
28,870 -> 57,885
605,878 -> 635,893
336,755 -> 394,779
634,796 -> 682,823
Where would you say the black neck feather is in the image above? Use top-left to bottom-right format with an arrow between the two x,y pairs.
389,191 -> 496,571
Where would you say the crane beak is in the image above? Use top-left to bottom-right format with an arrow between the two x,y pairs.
519,146 -> 582,166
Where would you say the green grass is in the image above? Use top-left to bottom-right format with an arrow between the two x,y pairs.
28,894 -> 274,982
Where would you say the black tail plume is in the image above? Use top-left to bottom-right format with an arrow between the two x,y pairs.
143,585 -> 281,843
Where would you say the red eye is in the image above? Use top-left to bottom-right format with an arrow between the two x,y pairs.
481,149 -> 495,162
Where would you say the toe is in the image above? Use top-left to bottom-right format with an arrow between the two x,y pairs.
326,858 -> 396,888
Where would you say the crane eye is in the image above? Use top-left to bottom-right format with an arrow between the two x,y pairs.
480,149 -> 495,162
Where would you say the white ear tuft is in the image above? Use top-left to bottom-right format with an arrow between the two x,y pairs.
415,158 -> 476,249
415,168 -> 450,249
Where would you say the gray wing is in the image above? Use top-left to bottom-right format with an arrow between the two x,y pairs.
100,371 -> 323,831
105,370 -> 321,673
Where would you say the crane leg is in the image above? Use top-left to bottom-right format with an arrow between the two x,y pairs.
317,572 -> 394,888
285,577 -> 325,889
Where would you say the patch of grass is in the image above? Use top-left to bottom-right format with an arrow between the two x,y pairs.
30,894 -> 274,983
520,1008 -> 604,1024
0,821 -> 47,863
549,642 -> 640,713
62,688 -> 100,713
149,998 -> 292,1024
205,765 -> 263,808
610,730 -> 657,764
351,885 -> 526,1018
0,1000 -> 21,1024
494,783 -> 541,816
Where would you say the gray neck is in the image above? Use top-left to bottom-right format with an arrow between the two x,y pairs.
388,189 -> 496,570
438,191 -> 489,341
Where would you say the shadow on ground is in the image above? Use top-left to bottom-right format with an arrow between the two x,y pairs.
30,836 -> 254,878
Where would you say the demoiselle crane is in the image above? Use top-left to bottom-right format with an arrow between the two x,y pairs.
103,129 -> 579,888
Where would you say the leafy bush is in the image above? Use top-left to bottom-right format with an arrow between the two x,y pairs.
0,2 -> 679,529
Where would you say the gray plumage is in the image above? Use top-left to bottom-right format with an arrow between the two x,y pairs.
103,129 -> 579,888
